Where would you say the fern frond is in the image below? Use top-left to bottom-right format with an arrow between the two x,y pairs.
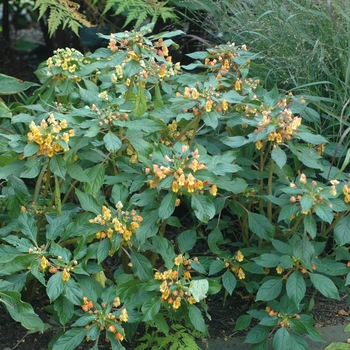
132,10 -> 148,30
47,8 -> 64,37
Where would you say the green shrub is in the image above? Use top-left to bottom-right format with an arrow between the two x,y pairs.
0,23 -> 350,350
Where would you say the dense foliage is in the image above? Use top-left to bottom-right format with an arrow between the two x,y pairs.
1,21 -> 350,350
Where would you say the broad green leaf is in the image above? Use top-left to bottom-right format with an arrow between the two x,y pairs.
315,204 -> 333,224
0,73 -> 39,94
289,332 -> 309,350
248,212 -> 274,241
325,343 -> 350,349
303,214 -> 317,239
75,188 -> 101,214
23,142 -> 39,158
273,327 -> 291,350
154,83 -> 164,109
54,296 -> 74,326
18,211 -> 37,243
256,278 -> 282,301
253,254 -> 281,268
221,135 -> 247,148
103,131 -> 121,153
271,146 -> 287,169
188,279 -> 209,302
152,236 -> 176,269
202,111 -> 218,129
191,194 -> 215,223
293,236 -> 314,268
46,213 -> 71,240
7,175 -> 29,196
209,259 -> 225,275
188,304 -> 208,335
50,155 -> 67,178
271,239 -> 292,255
135,209 -> 160,243
84,164 -> 105,195
0,254 -> 36,276
222,270 -> 237,295
300,195 -> 314,212
297,132 -> 327,145
97,238 -> 111,264
286,270 -> 306,306
47,272 -> 65,302
0,290 -> 46,332
141,297 -> 161,322
208,228 -> 224,254
245,325 -> 270,344
234,314 -> 252,331
134,84 -> 147,116
178,228 -> 197,254
67,163 -> 90,182
52,328 -> 86,350
64,278 -> 84,305
309,273 -> 340,300
216,178 -> 247,193
159,192 -> 176,220
130,250 -> 154,282
334,216 -> 350,246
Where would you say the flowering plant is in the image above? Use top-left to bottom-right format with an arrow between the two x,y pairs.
1,23 -> 350,349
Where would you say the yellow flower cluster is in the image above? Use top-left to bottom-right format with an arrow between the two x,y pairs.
154,254 -> 197,310
342,184 -> 350,203
159,120 -> 194,146
27,114 -> 74,158
89,202 -> 143,245
224,250 -> 246,280
82,296 -> 128,343
146,148 -> 217,199
255,105 -> 302,150
108,33 -> 181,84
46,48 -> 85,78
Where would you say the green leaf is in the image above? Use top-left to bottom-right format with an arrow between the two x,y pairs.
234,314 -> 252,331
245,325 -> 270,344
47,272 -> 65,302
18,211 -> 37,244
209,260 -> 225,275
208,228 -> 224,254
178,228 -> 197,254
334,216 -> 350,246
191,194 -> 215,223
50,155 -> 67,178
273,327 -> 291,350
67,163 -> 90,182
289,332 -> 309,350
152,236 -> 176,270
135,209 -> 160,243
248,212 -> 274,241
46,213 -> 71,241
309,273 -> 340,300
256,278 -> 282,301
300,195 -> 314,212
0,73 -> 39,94
64,278 -> 83,305
52,328 -> 86,350
315,204 -> 333,224
134,84 -> 147,117
97,238 -> 111,264
159,192 -> 176,220
222,270 -> 237,295
202,111 -> 218,129
325,343 -> 350,349
141,297 -> 161,322
286,270 -> 306,306
221,135 -> 247,148
104,131 -> 121,153
75,188 -> 101,214
188,279 -> 209,302
188,304 -> 208,335
0,254 -> 36,275
54,296 -> 74,326
303,214 -> 317,239
84,164 -> 105,195
297,132 -> 327,145
253,253 -> 281,268
271,146 -> 287,169
216,178 -> 247,193
23,142 -> 39,158
130,250 -> 154,282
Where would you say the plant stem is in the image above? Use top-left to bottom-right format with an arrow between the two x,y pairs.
267,159 -> 275,221
33,163 -> 48,204
172,113 -> 201,146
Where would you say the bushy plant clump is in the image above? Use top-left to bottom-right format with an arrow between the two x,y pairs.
0,23 -> 350,350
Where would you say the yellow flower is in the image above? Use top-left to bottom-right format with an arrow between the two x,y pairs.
173,297 -> 181,309
41,256 -> 49,269
172,180 -> 179,193
62,268 -> 70,282
238,267 -> 245,280
162,288 -> 170,300
174,254 -> 184,266
119,308 -> 128,322
256,140 -> 263,150
209,184 -> 217,196
276,265 -> 284,274
183,271 -> 191,280
221,99 -> 228,111
205,99 -> 213,112
191,88 -> 199,100
234,80 -> 241,91
235,250 -> 244,262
